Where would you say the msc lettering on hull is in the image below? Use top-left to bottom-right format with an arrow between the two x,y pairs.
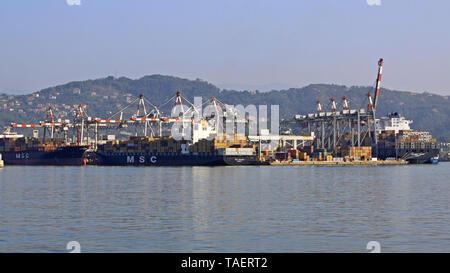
16,153 -> 30,159
126,155 -> 157,164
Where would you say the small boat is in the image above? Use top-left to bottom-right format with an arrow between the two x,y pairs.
430,155 -> 440,164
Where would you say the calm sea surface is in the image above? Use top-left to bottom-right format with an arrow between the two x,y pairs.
0,163 -> 449,253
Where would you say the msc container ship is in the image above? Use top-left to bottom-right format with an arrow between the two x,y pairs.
0,130 -> 88,166
376,113 -> 440,164
95,134 -> 263,166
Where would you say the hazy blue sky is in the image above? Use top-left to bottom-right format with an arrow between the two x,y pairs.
1,0 -> 449,95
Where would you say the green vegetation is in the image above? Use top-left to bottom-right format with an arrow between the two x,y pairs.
1,75 -> 449,141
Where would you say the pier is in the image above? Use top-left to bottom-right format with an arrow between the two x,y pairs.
270,160 -> 408,167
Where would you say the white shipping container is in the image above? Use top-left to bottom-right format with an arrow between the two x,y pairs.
223,147 -> 254,156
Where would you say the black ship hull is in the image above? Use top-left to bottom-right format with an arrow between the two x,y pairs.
95,152 -> 263,166
402,150 -> 440,164
377,147 -> 440,164
1,146 -> 88,166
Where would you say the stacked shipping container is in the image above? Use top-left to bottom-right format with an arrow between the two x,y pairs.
0,137 -> 66,152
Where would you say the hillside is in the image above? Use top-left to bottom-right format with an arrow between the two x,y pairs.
1,75 -> 449,141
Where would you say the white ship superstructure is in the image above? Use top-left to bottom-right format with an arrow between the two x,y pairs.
0,129 -> 24,139
376,112 -> 412,134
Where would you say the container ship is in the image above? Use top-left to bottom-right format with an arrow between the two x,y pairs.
0,129 -> 88,166
376,113 -> 439,164
95,134 -> 263,166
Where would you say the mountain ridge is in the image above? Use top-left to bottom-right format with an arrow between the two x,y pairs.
1,75 -> 449,141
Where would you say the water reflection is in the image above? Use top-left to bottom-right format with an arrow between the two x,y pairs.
0,164 -> 449,252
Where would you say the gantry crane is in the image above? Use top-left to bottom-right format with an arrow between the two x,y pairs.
284,58 -> 384,156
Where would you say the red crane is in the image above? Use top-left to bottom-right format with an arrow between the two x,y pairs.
373,58 -> 384,111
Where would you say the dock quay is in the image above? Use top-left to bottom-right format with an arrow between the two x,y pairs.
270,160 -> 408,167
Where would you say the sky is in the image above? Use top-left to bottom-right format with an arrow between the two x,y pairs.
0,0 -> 450,95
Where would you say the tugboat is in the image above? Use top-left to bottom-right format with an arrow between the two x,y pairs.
430,155 -> 440,164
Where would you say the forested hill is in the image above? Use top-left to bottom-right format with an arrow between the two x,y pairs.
1,75 -> 449,141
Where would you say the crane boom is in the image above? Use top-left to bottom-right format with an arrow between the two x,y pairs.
373,58 -> 384,110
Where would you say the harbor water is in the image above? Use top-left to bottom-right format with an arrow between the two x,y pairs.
0,163 -> 449,252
